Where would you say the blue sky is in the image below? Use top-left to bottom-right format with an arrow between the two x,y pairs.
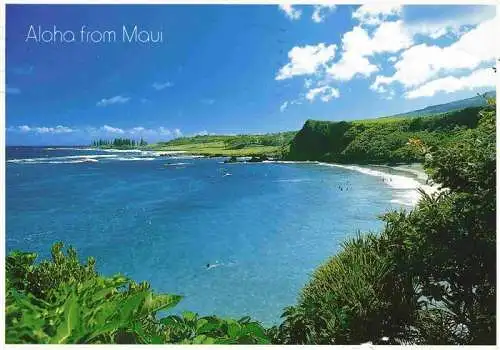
6,4 -> 496,145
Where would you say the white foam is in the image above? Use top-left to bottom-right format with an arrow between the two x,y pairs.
169,155 -> 205,159
45,147 -> 95,151
7,154 -> 118,163
265,160 -> 440,207
156,150 -> 188,155
8,154 -> 158,164
114,157 -> 156,161
274,178 -> 310,183
317,162 -> 440,206
164,162 -> 191,166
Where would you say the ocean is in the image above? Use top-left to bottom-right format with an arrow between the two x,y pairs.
6,146 -> 425,324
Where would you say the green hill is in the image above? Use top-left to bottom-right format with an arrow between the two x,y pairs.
148,94 -> 494,163
149,132 -> 296,157
392,90 -> 495,118
283,107 -> 484,164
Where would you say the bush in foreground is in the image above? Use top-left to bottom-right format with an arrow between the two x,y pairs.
273,97 -> 496,345
5,243 -> 269,344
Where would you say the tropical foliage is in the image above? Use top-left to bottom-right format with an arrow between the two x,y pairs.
5,243 -> 269,344
272,96 -> 496,344
284,107 -> 484,164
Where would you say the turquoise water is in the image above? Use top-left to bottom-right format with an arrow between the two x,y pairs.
6,147 -> 415,324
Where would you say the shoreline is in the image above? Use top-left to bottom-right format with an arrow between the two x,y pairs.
261,160 -> 441,207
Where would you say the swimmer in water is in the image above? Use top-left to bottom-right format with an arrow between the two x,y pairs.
206,261 -> 221,270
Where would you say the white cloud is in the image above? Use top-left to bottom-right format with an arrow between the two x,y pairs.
280,101 -> 289,112
327,52 -> 379,81
276,43 -> 337,80
326,21 -> 412,81
352,4 -> 402,26
406,6 -> 495,40
8,124 -> 183,142
279,4 -> 302,20
152,81 -> 174,90
96,95 -> 130,107
13,125 -> 75,134
306,85 -> 340,102
405,67 -> 496,99
173,128 -> 183,137
101,125 -> 125,134
193,130 -> 216,136
372,18 -> 496,91
312,5 -> 336,23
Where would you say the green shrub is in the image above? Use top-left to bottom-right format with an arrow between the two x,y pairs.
276,99 -> 496,344
5,243 -> 270,344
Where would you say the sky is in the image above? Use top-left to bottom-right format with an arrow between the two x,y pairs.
6,4 -> 497,145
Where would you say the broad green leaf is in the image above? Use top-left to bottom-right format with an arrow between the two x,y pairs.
52,292 -> 80,344
141,293 -> 182,315
226,320 -> 241,338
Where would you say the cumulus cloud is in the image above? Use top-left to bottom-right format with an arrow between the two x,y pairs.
152,81 -> 174,90
405,67 -> 496,99
372,18 -> 496,92
352,4 -> 402,26
406,6 -> 495,40
326,20 -> 412,81
100,125 -> 125,134
306,85 -> 340,102
276,43 -> 337,80
193,130 -> 217,136
12,125 -> 75,134
312,5 -> 336,23
279,4 -> 302,20
8,124 -> 184,143
96,95 -> 130,107
275,5 -> 496,102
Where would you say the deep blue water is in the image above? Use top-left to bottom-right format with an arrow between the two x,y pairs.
6,146 -> 414,324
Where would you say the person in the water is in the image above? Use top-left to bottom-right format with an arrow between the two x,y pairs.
206,261 -> 221,270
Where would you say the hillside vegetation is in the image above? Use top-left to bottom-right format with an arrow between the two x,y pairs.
283,107 -> 483,164
392,90 -> 495,118
148,132 -> 296,157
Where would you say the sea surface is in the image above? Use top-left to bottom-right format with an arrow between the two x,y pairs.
6,146 -> 425,324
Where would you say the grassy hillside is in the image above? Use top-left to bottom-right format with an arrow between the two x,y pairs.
392,90 -> 495,118
148,132 -> 296,157
283,107 -> 483,164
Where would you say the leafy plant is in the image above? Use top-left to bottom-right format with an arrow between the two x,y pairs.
5,243 -> 269,344
276,99 -> 496,344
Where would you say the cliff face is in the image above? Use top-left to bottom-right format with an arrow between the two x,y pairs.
284,107 -> 483,165
284,120 -> 354,162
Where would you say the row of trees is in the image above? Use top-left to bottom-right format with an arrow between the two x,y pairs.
92,138 -> 147,148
